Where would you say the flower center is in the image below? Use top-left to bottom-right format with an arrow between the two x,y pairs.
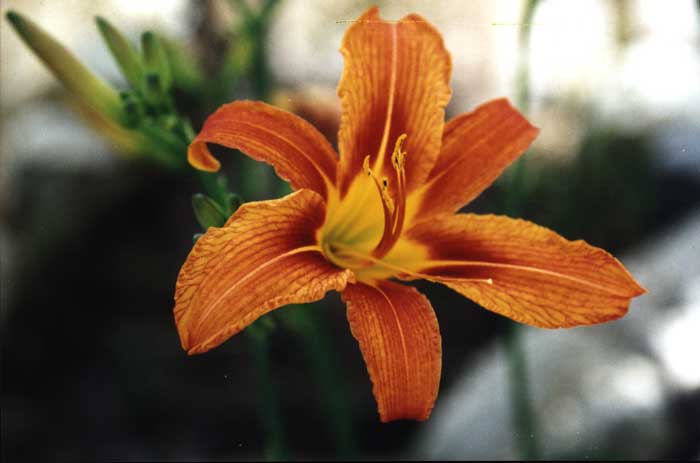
320,134 -> 411,280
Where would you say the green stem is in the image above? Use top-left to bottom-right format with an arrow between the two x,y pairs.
505,0 -> 537,217
279,305 -> 357,458
138,122 -> 189,169
195,3 -> 351,458
505,323 -> 540,459
197,4 -> 289,459
240,1 -> 358,453
246,322 -> 288,460
504,1 -> 541,460
515,0 -> 536,116
504,154 -> 528,218
195,167 -> 289,461
246,0 -> 280,102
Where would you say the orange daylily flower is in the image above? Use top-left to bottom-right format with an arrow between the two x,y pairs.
175,7 -> 645,422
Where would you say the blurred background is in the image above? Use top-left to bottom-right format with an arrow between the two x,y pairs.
1,0 -> 699,460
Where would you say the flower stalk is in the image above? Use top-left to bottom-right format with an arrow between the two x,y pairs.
189,173 -> 290,460
278,305 -> 358,458
246,321 -> 289,460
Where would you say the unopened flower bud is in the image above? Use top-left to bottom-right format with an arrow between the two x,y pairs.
6,10 -> 127,125
192,194 -> 228,230
95,16 -> 144,91
141,31 -> 171,92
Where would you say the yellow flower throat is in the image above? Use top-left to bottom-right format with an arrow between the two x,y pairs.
320,134 -> 417,282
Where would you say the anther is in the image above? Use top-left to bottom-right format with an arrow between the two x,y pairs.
391,133 -> 408,170
380,177 -> 395,214
363,155 -> 372,176
363,155 -> 395,215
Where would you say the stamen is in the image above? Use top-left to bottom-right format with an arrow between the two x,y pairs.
363,155 -> 396,231
331,242 -> 495,285
380,177 -> 395,215
390,134 -> 407,239
371,133 -> 409,259
362,155 -> 372,176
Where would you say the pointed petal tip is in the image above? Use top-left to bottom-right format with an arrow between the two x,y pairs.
187,141 -> 221,172
343,281 -> 441,423
486,97 -> 540,131
602,249 -> 647,298
359,5 -> 380,19
179,335 -> 197,356
189,100 -> 337,195
378,407 -> 433,423
175,319 -> 200,355
178,320 -> 230,356
413,98 -> 540,217
621,270 -> 647,298
409,214 -> 648,329
185,343 -> 208,356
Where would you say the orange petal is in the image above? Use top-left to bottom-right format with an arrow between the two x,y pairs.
336,7 -> 451,197
188,101 -> 338,200
407,214 -> 646,328
410,98 -> 539,218
174,189 -> 353,354
342,280 -> 441,422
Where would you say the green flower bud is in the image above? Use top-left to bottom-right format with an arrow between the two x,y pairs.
192,194 -> 228,230
141,31 -> 171,92
227,193 -> 243,215
5,11 -> 127,125
95,16 -> 144,91
160,38 -> 204,92
119,91 -> 145,129
143,71 -> 163,105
